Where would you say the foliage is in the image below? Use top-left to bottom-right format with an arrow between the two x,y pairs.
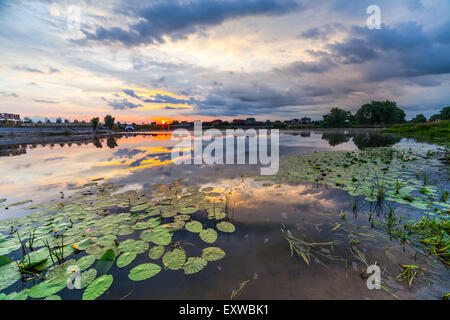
354,100 -> 406,125
104,115 -> 115,129
323,108 -> 353,127
90,117 -> 100,130
410,114 -> 427,123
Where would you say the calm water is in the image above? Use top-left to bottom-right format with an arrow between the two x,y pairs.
1,129 -> 448,299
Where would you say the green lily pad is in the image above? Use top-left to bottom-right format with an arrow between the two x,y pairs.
149,245 -> 165,260
216,221 -> 235,233
185,221 -> 203,233
179,207 -> 198,214
162,249 -> 186,270
82,274 -> 113,300
45,295 -> 61,300
199,228 -> 218,244
76,255 -> 96,271
117,250 -> 137,268
140,227 -> 172,246
184,257 -> 208,275
202,247 -> 226,261
29,278 -> 67,298
128,263 -> 161,281
81,268 -> 98,289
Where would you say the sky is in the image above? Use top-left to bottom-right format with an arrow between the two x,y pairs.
0,0 -> 449,123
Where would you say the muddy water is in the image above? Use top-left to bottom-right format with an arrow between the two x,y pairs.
0,130 -> 448,299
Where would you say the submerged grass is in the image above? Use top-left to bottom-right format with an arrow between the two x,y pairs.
281,225 -> 341,267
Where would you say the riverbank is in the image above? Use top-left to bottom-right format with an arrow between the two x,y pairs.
380,120 -> 450,147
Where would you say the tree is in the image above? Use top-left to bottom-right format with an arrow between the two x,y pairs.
323,108 -> 353,127
411,114 -> 427,123
104,115 -> 115,129
354,100 -> 405,125
90,117 -> 100,130
23,117 -> 33,124
56,117 -> 62,124
439,106 -> 450,120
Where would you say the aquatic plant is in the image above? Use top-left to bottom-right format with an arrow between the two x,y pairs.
0,180 -> 236,300
282,225 -> 341,267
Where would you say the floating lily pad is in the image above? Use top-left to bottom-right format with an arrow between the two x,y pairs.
184,257 -> 208,274
117,250 -> 137,268
82,274 -> 113,300
29,278 -> 67,298
162,249 -> 186,270
216,221 -> 236,233
185,221 -> 203,233
76,255 -> 96,271
199,228 -> 218,244
149,245 -> 165,260
179,207 -> 198,214
202,247 -> 226,261
81,268 -> 98,289
128,263 -> 161,281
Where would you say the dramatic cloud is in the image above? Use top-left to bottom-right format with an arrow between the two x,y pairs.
1,0 -> 450,121
82,0 -> 301,45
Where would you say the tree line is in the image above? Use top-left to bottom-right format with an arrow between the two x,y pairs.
322,101 -> 450,127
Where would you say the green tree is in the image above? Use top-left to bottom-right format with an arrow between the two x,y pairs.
439,106 -> 450,120
104,115 -> 115,129
354,100 -> 406,125
323,108 -> 353,127
90,117 -> 100,130
411,114 -> 427,123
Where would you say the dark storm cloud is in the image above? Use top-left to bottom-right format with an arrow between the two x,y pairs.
81,0 -> 301,46
323,21 -> 450,80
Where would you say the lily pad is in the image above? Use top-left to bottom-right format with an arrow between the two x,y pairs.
184,257 -> 208,275
185,221 -> 203,233
116,250 -> 137,268
199,228 -> 218,244
29,278 -> 67,298
82,274 -> 113,300
202,247 -> 226,261
216,221 -> 236,233
128,263 -> 161,281
149,245 -> 165,260
179,207 -> 198,214
162,249 -> 186,270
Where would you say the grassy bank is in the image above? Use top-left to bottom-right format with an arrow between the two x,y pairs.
381,120 -> 450,147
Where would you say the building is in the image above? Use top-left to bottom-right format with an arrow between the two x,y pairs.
290,119 -> 300,125
211,119 -> 222,126
301,117 -> 312,124
232,119 -> 245,125
0,113 -> 22,125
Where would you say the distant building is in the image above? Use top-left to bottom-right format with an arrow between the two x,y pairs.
211,119 -> 222,126
301,117 -> 312,124
232,119 -> 245,125
245,118 -> 256,125
290,119 -> 300,125
0,113 -> 22,125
